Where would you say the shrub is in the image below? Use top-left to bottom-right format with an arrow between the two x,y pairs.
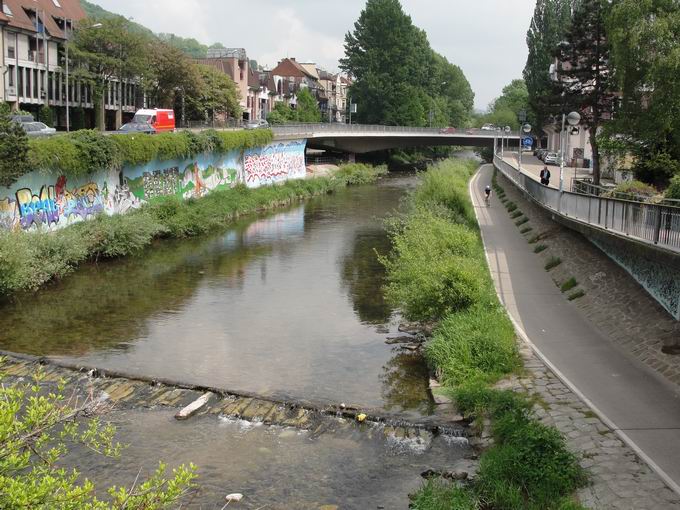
334,163 -> 388,185
510,210 -> 522,219
520,227 -> 532,234
544,256 -> 562,271
534,244 -> 547,253
506,202 -> 517,212
0,104 -> 30,187
605,180 -> 658,201
75,213 -> 167,259
560,277 -> 578,293
515,217 -> 529,226
568,290 -> 586,301
426,303 -> 520,385
666,175 -> 680,200
410,479 -> 477,510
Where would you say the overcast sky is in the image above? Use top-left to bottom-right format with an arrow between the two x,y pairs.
90,0 -> 536,110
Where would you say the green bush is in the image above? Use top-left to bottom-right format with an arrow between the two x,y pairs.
410,479 -> 478,510
27,129 -> 275,179
334,163 -> 388,185
0,104 -> 30,187
75,213 -> 167,258
426,303 -> 519,385
560,277 -> 578,292
534,244 -> 547,253
38,105 -> 54,127
544,256 -> 562,271
666,175 -> 680,200
605,180 -> 658,200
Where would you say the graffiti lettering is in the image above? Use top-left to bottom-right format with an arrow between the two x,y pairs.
243,142 -> 306,188
142,167 -> 180,199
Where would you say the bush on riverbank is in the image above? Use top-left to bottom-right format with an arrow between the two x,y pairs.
26,129 -> 274,179
334,163 -> 388,185
383,159 -> 586,509
0,165 -> 381,295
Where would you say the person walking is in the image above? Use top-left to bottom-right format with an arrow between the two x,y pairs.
540,166 -> 551,186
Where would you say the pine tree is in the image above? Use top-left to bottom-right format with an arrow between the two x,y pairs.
554,0 -> 614,184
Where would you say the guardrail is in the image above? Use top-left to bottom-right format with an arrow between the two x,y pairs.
272,123 -> 511,137
494,154 -> 680,253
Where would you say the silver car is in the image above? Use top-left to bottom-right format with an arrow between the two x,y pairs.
22,122 -> 56,137
245,119 -> 269,130
544,152 -> 559,165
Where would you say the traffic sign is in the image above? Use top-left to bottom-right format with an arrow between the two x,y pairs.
522,136 -> 533,149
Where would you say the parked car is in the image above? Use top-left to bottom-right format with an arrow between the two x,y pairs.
245,119 -> 270,130
544,152 -> 559,165
118,121 -> 156,134
481,124 -> 496,131
129,108 -> 176,133
439,126 -> 456,134
21,122 -> 56,137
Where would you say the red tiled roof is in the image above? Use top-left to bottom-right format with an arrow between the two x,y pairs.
3,0 -> 86,39
194,58 -> 238,82
270,58 -> 317,80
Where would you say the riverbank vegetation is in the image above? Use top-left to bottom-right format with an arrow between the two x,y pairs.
0,363 -> 197,508
381,159 -> 587,509
0,164 -> 383,295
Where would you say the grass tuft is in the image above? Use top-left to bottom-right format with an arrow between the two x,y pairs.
568,290 -> 586,301
544,256 -> 562,271
510,210 -> 523,219
560,277 -> 578,293
520,227 -> 533,234
534,244 -> 548,253
515,217 -> 529,226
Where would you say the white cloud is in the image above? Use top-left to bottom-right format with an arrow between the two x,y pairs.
88,0 -> 536,110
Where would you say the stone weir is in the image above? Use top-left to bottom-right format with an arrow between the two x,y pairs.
0,352 -> 467,448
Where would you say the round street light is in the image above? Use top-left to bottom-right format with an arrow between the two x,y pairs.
504,126 -> 511,133
567,111 -> 581,127
522,123 -> 532,133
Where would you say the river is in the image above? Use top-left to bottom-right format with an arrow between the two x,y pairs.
0,168 -> 473,508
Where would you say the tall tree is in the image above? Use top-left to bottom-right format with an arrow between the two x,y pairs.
607,0 -> 680,185
554,0 -> 614,184
185,65 -> 241,122
295,89 -> 322,123
340,0 -> 435,126
70,16 -> 150,130
0,104 -> 30,187
524,0 -> 573,128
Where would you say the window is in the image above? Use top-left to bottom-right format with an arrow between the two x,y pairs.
2,3 -> 13,16
52,0 -> 62,7
7,45 -> 15,59
7,66 -> 15,87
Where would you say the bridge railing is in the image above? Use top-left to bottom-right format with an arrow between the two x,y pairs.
272,123 -> 508,137
494,154 -> 680,253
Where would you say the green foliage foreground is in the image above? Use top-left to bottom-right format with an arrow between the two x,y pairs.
382,159 -> 587,509
0,363 -> 196,509
0,164 -> 383,295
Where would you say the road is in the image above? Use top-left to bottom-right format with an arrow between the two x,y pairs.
472,164 -> 680,492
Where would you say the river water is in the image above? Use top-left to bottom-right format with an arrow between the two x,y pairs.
0,169 -> 477,508
0,173 -> 432,414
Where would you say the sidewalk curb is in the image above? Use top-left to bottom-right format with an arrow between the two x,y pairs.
470,164 -> 680,498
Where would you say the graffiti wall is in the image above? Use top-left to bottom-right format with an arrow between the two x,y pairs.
0,139 -> 308,232
243,140 -> 306,188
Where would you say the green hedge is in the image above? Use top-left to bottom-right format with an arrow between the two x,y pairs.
27,129 -> 274,177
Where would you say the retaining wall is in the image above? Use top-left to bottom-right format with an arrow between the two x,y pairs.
0,139 -> 308,232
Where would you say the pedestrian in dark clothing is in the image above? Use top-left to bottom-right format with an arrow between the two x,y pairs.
540,166 -> 551,186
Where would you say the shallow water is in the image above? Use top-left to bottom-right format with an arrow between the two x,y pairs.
0,174 -> 432,415
65,408 -> 471,510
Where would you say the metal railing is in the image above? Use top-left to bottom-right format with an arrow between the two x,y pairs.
272,123 -> 514,138
494,154 -> 680,253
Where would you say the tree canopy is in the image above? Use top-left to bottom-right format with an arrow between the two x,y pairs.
340,0 -> 474,127
0,104 -> 30,187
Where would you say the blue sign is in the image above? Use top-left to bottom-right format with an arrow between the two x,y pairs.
522,136 -> 533,149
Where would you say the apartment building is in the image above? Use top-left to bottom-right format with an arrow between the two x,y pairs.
196,47 -> 251,121
0,0 -> 138,129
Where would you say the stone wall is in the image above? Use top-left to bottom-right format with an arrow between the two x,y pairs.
0,139 -> 307,232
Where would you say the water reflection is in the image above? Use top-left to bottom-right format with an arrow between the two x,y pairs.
0,176 -> 431,414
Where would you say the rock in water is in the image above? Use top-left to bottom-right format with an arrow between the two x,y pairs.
385,336 -> 416,345
225,493 -> 244,502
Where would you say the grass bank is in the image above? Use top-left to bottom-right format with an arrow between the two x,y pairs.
381,159 -> 587,509
0,163 -> 386,295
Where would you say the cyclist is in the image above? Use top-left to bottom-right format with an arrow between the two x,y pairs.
484,185 -> 492,206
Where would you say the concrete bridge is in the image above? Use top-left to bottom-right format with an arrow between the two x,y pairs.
272,123 -> 520,154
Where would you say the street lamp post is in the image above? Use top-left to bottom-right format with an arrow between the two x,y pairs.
65,21 -> 102,132
518,123 -> 532,173
502,126 -> 511,158
559,111 -> 581,192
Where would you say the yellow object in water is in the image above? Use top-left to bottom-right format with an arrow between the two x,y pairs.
357,413 -> 367,422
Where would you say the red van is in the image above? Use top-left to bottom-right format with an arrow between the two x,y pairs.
131,109 -> 176,133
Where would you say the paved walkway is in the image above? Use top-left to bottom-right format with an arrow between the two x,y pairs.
501,152 -> 592,191
472,164 -> 680,506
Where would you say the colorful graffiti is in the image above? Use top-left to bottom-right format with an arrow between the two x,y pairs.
243,141 -> 306,188
13,176 -> 105,230
0,139 -> 308,232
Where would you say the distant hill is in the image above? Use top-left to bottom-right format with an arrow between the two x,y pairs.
79,0 -> 225,58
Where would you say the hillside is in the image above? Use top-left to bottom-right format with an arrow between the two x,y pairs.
79,0 -> 224,58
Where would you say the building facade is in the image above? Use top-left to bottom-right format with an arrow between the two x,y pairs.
196,47 -> 251,121
0,0 -> 138,129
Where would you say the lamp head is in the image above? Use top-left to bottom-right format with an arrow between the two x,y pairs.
567,111 -> 581,126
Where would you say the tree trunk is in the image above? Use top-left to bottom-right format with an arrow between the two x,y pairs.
590,127 -> 600,185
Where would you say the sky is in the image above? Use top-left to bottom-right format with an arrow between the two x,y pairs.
89,0 -> 536,111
